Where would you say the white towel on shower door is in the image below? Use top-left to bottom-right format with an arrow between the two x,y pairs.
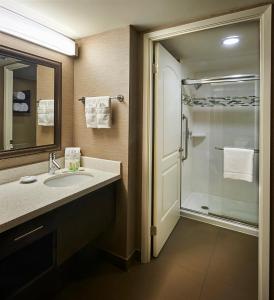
223,147 -> 254,182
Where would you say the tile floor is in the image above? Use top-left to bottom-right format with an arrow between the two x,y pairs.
52,218 -> 258,300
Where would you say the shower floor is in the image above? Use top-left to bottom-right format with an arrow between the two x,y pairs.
182,192 -> 258,226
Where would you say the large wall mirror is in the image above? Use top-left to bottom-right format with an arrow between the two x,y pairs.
0,46 -> 61,159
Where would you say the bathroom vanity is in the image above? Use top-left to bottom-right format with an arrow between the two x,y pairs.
0,157 -> 121,299
0,45 -> 124,299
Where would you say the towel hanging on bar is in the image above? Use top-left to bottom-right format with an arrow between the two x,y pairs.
37,99 -> 54,126
223,147 -> 254,182
215,146 -> 259,153
85,96 -> 112,128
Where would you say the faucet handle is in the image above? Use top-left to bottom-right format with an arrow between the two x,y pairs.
49,152 -> 56,159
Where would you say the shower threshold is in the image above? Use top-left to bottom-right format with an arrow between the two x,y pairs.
181,208 -> 258,236
208,211 -> 258,227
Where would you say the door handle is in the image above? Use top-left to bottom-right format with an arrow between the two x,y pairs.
182,114 -> 189,161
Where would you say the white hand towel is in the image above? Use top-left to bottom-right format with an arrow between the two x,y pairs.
13,91 -> 26,100
223,148 -> 254,182
13,102 -> 29,112
37,99 -> 54,126
85,96 -> 111,128
96,97 -> 111,128
85,97 -> 97,128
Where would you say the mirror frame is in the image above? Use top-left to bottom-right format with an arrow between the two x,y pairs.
0,45 -> 62,159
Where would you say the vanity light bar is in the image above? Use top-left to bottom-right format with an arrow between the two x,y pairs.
0,7 -> 76,56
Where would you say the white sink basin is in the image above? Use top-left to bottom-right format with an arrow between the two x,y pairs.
44,173 -> 93,187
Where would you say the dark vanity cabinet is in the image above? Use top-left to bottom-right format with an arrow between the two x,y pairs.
0,183 -> 116,299
0,213 -> 57,299
56,184 -> 116,264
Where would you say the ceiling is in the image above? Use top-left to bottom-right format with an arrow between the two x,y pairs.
0,0 -> 270,39
161,20 -> 260,76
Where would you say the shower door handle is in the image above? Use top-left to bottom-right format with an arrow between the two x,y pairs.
182,114 -> 189,161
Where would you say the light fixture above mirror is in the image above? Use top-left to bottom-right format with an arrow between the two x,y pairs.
0,7 -> 76,56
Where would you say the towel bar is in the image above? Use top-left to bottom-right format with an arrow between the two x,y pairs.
215,146 -> 259,153
78,95 -> 124,103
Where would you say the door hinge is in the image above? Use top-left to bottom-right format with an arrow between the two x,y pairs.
150,226 -> 157,236
152,63 -> 158,74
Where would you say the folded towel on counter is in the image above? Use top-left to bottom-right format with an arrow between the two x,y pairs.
223,147 -> 254,182
85,96 -> 111,128
37,99 -> 54,126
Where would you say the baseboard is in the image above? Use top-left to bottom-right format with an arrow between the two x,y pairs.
99,249 -> 141,271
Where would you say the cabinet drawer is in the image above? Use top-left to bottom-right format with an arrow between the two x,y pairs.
0,212 -> 56,260
0,233 -> 55,300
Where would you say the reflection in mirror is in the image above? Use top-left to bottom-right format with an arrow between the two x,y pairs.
0,54 -> 55,151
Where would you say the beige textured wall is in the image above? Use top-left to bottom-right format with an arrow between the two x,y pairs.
36,65 -> 55,146
74,26 -> 139,259
0,32 -> 74,170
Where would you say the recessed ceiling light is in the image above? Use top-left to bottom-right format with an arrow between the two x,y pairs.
222,36 -> 240,47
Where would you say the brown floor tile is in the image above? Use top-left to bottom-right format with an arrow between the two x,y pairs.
159,218 -> 219,274
131,260 -> 205,300
199,279 -> 257,300
54,260 -> 205,300
200,228 -> 258,300
52,218 -> 258,300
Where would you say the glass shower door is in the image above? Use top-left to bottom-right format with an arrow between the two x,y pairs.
181,78 -> 259,227
207,80 -> 259,226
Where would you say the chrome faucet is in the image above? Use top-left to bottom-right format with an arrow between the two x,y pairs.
48,152 -> 61,175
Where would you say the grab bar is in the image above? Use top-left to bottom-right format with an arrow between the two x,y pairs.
182,114 -> 189,161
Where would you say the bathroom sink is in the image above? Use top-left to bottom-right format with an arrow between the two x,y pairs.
44,173 -> 93,187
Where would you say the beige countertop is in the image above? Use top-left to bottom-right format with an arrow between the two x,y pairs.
0,157 -> 121,234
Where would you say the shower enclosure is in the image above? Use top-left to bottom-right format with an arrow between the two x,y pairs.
181,74 -> 259,227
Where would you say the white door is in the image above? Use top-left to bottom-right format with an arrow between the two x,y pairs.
153,43 -> 182,257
